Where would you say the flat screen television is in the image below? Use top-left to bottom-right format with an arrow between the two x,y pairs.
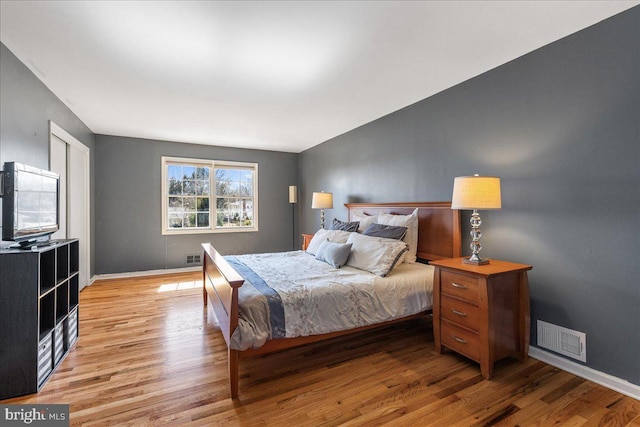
1,162 -> 59,246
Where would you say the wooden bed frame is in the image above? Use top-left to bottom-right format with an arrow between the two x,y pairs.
202,201 -> 461,398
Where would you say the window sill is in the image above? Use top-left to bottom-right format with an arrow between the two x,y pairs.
162,227 -> 259,236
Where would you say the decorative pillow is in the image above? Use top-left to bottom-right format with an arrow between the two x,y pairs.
363,223 -> 408,240
306,229 -> 352,255
350,210 -> 378,232
330,218 -> 359,232
345,232 -> 408,277
377,208 -> 419,263
315,240 -> 352,268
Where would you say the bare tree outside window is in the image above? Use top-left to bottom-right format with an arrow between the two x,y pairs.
215,168 -> 254,228
162,157 -> 258,235
167,165 -> 210,229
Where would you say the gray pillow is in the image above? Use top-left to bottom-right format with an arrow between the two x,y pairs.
363,223 -> 408,240
345,232 -> 408,277
315,240 -> 352,268
330,218 -> 359,232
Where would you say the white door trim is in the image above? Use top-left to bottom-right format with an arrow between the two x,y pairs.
50,122 -> 89,156
49,121 -> 91,288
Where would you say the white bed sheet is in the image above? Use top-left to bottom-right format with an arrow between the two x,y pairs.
228,251 -> 434,350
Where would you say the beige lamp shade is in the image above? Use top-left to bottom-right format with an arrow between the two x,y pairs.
289,185 -> 297,203
311,192 -> 333,209
451,176 -> 502,210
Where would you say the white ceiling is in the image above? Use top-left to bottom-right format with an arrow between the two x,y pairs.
1,1 -> 637,153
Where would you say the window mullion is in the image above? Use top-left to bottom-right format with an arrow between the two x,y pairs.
209,161 -> 215,230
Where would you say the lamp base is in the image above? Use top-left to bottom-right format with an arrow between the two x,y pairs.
462,257 -> 490,265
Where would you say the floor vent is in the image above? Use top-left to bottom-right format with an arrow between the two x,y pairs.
186,254 -> 201,265
537,320 -> 586,362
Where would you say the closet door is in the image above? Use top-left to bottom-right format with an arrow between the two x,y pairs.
67,146 -> 89,288
49,122 -> 90,290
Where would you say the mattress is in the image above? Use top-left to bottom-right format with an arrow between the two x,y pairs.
225,250 -> 434,350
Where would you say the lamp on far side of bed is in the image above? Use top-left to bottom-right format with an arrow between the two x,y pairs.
289,186 -> 297,250
451,174 -> 501,265
312,191 -> 333,229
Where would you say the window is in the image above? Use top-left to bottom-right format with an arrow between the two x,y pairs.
161,156 -> 258,235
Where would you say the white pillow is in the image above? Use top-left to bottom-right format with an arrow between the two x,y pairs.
350,210 -> 378,232
306,229 -> 352,255
345,232 -> 408,277
377,208 -> 418,263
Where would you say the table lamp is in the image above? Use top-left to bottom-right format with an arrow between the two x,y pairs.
311,191 -> 333,229
451,175 -> 501,265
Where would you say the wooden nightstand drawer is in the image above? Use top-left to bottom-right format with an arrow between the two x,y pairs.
441,294 -> 480,332
432,257 -> 532,379
441,270 -> 480,303
441,320 -> 480,361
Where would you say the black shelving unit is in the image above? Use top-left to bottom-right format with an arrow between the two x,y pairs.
0,239 -> 80,399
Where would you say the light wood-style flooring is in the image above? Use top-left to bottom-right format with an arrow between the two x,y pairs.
2,272 -> 638,426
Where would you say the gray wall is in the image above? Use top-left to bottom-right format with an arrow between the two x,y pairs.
0,43 -> 96,275
299,8 -> 639,385
94,135 -> 298,274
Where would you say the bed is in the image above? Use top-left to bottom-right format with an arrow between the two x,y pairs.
202,202 -> 461,398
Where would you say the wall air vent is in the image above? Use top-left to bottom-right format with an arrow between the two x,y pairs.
537,320 -> 586,362
186,254 -> 201,265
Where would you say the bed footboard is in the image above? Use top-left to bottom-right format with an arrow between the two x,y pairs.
201,243 -> 244,398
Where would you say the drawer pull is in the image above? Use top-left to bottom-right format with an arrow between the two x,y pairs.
450,282 -> 467,289
451,309 -> 467,317
452,335 -> 468,344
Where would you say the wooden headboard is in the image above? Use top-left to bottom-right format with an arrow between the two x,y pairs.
346,202 -> 461,261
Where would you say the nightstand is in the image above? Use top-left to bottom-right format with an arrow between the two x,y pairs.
430,257 -> 532,379
301,234 -> 314,251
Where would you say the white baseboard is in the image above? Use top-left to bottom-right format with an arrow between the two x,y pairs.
529,346 -> 640,400
90,266 -> 201,283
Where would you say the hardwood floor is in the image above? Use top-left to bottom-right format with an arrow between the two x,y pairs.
2,272 -> 638,426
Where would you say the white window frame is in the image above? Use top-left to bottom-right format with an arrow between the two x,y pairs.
161,156 -> 259,235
